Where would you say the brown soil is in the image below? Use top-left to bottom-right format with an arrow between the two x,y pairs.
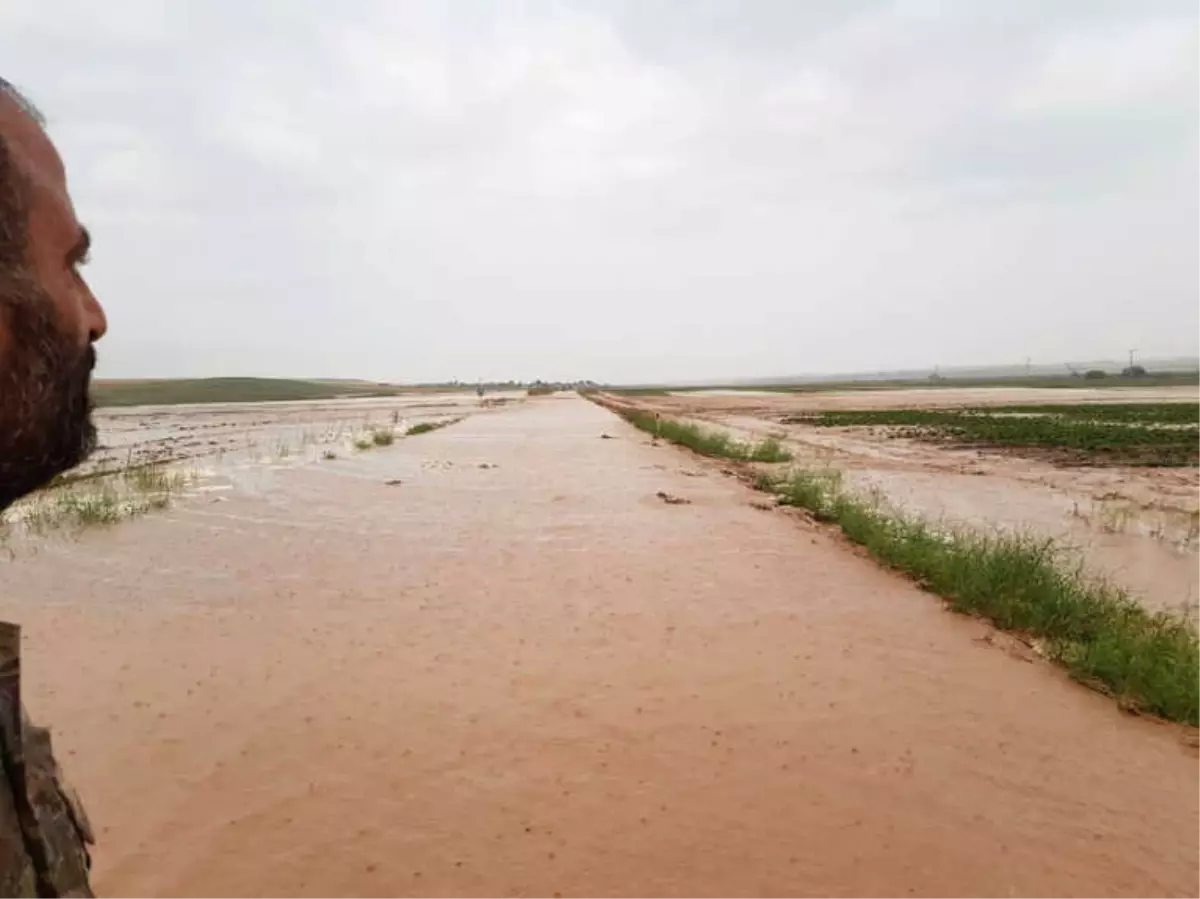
1,396 -> 1196,896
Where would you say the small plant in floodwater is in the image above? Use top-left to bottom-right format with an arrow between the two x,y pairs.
21,484 -> 122,533
322,450 -> 338,461
748,436 -> 792,463
1183,512 -> 1200,550
405,418 -> 463,437
1097,501 -> 1134,534
65,490 -> 124,526
753,471 -> 781,493
10,462 -> 193,540
352,427 -> 401,451
123,464 -> 177,493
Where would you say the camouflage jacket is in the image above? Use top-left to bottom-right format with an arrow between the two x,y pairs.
0,623 -> 93,898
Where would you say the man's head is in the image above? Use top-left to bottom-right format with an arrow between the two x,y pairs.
0,78 -> 107,509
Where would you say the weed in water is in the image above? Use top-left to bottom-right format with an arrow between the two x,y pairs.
17,470 -> 181,535
123,464 -> 177,493
753,471 -> 781,492
57,490 -> 123,527
322,450 -> 338,461
748,436 -> 791,463
763,469 -> 1199,724
1096,501 -> 1135,534
372,429 -> 395,447
405,418 -> 463,437
1184,513 -> 1200,550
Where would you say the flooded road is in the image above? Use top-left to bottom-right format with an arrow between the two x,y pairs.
1,396 -> 1196,896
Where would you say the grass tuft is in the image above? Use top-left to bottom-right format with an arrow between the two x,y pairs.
13,464 -> 191,537
747,436 -> 791,463
767,469 -> 1199,724
405,418 -> 463,437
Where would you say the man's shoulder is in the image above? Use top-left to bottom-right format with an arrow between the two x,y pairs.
0,621 -> 40,896
0,784 -> 38,897
0,621 -> 93,898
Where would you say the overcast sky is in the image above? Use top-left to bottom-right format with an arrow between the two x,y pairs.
3,1 -> 1197,383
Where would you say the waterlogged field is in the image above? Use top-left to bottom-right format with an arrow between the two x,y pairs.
0,392 -> 509,548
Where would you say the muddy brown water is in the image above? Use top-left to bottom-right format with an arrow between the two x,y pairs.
1,396 -> 1196,896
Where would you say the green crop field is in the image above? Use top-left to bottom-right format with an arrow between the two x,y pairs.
92,377 -> 403,407
781,404 -> 1199,466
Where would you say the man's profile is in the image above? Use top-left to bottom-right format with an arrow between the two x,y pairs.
0,76 -> 107,898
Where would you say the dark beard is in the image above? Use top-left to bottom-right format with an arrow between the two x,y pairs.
0,274 -> 97,510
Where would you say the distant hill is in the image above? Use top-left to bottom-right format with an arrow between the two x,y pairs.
618,358 -> 1200,390
92,377 -> 403,407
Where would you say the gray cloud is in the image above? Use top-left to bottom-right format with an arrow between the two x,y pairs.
3,0 -> 1196,382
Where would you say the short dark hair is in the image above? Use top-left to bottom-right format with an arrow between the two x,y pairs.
0,77 -> 39,268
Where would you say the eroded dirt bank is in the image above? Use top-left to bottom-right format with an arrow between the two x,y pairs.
1,396 -> 1195,897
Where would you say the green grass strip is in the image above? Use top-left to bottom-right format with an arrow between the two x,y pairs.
617,408 -> 791,463
766,469 -> 1199,724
